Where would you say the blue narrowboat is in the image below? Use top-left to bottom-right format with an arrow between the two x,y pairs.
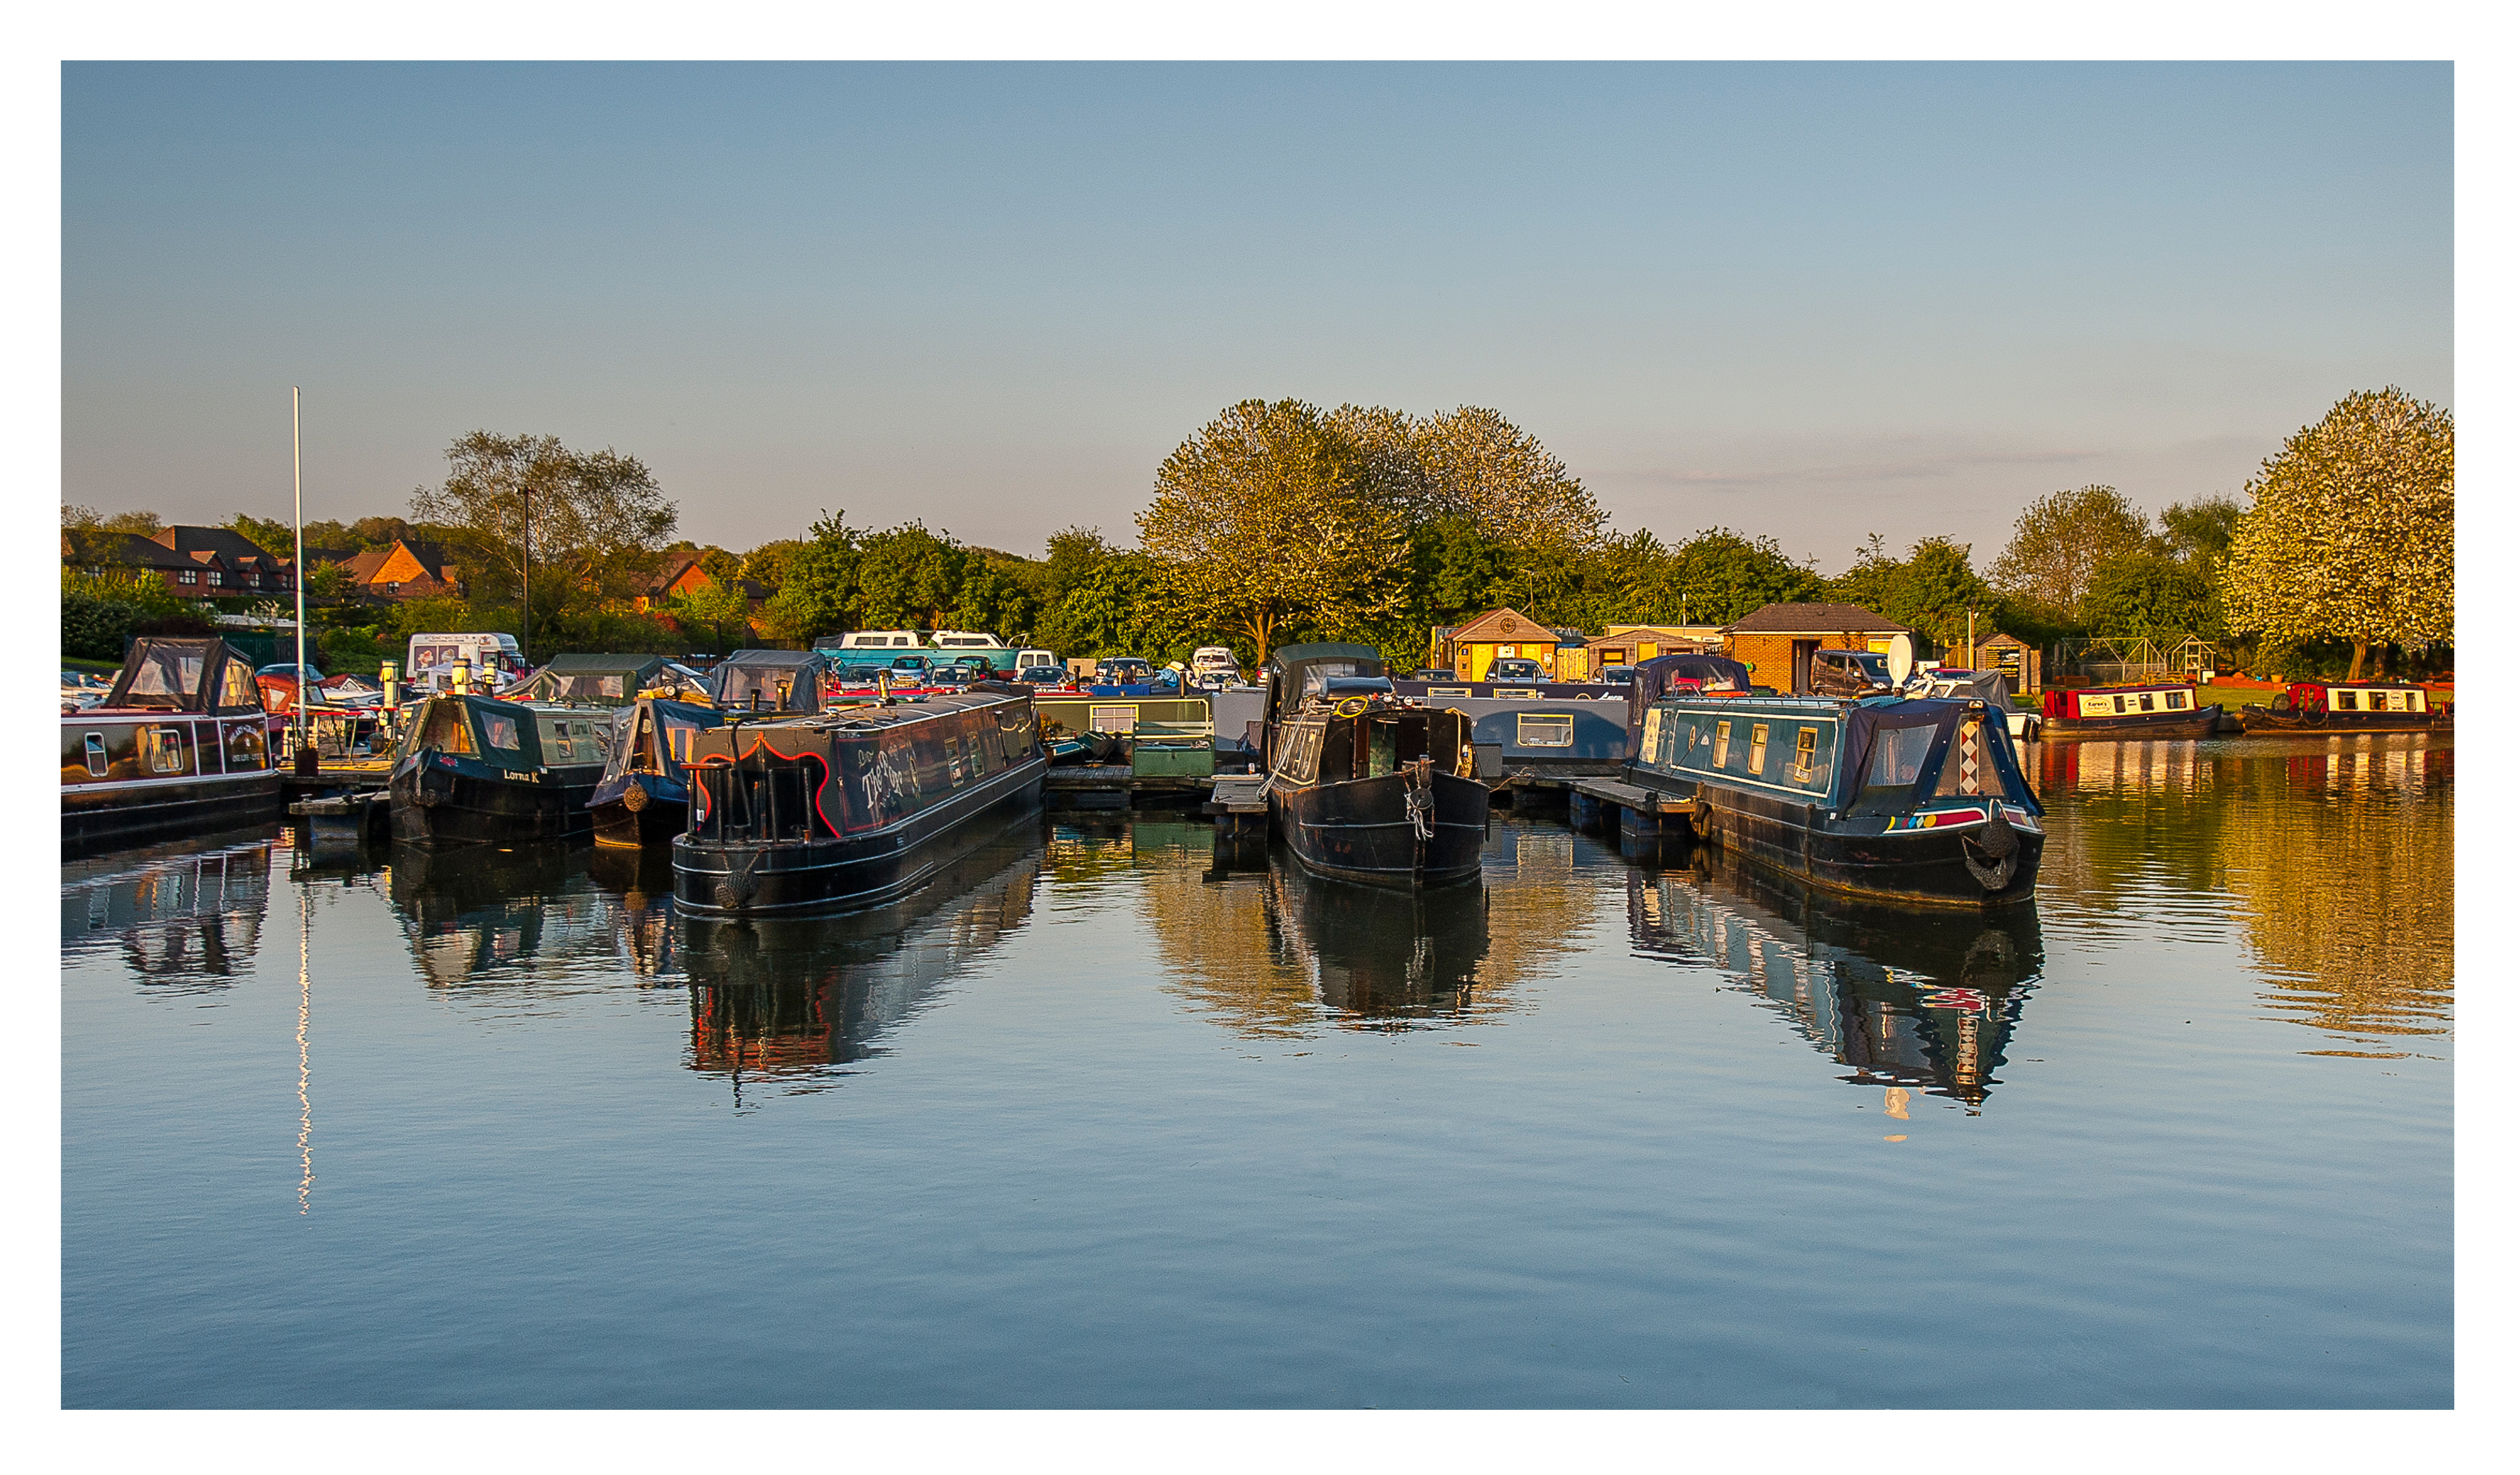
1625,657 -> 2045,907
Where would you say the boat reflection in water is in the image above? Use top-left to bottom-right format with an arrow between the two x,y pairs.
386,842 -> 633,993
678,828 -> 1044,1096
1152,820 -> 1584,1036
1627,836 -> 2044,1109
61,836 -> 275,987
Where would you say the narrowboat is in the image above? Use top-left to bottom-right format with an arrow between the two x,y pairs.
588,697 -> 727,848
61,637 -> 281,855
2239,681 -> 2452,733
1260,643 -> 1488,888
1626,674 -> 2045,907
386,692 -> 612,847
671,686 -> 1047,916
2034,683 -> 2220,742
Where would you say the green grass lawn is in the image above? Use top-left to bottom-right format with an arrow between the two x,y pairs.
62,655 -> 120,674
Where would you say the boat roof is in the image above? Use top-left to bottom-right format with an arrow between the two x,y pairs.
537,652 -> 668,675
717,648 -> 823,669
749,688 -> 1023,733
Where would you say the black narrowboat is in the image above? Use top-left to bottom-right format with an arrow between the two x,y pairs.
671,686 -> 1046,916
1260,643 -> 1488,888
2238,680 -> 2452,734
1627,661 -> 2045,907
589,698 -> 726,849
60,637 -> 281,855
2034,683 -> 2221,742
386,692 -> 611,847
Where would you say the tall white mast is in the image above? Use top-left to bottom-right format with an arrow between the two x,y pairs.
293,387 -> 307,761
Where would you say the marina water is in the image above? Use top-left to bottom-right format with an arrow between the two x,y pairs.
61,733 -> 2452,1407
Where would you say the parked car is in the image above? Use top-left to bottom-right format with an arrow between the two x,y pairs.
887,653 -> 937,681
1410,668 -> 1456,681
1806,649 -> 1895,699
1598,665 -> 1638,685
1487,657 -> 1545,683
1095,658 -> 1155,685
1015,665 -> 1068,686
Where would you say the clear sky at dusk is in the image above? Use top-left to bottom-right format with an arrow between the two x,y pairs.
61,61 -> 2451,571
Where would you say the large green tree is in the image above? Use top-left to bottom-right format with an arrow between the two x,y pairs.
1988,484 -> 2160,623
1140,399 -> 1411,657
409,431 -> 678,655
2223,387 -> 2453,679
1830,534 -> 2002,650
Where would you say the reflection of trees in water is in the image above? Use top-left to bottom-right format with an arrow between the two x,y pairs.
61,839 -> 274,995
678,832 -> 1043,1096
1627,841 -> 2044,1109
1146,821 -> 1591,1037
2035,736 -> 2452,1055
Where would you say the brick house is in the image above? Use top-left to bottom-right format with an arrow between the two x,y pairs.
65,525 -> 297,597
1720,603 -> 1911,693
637,550 -> 770,613
338,539 -> 464,601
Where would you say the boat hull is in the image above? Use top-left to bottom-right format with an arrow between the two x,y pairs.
388,754 -> 602,848
60,770 -> 282,856
672,757 -> 1045,916
1684,782 -> 2045,909
2238,708 -> 2450,735
2034,706 -> 2223,743
1272,769 -> 1489,888
590,772 -> 689,849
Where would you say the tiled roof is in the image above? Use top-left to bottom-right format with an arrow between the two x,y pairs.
1723,602 -> 1908,634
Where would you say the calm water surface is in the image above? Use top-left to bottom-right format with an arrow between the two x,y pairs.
61,734 -> 2452,1407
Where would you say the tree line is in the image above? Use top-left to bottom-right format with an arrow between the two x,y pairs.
63,388 -> 2451,681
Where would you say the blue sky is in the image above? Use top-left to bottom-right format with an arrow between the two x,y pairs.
61,61 -> 2451,570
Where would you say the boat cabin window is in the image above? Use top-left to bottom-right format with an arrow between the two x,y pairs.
218,658 -> 258,711
415,701 -> 477,756
145,726 -> 186,774
2334,690 -> 2358,711
1791,728 -> 1817,782
2138,692 -> 2155,712
1712,720 -> 1731,768
481,713 -> 522,752
1516,713 -> 1573,748
2112,695 -> 2128,714
2165,691 -> 2187,710
1091,704 -> 1140,733
1747,723 -> 1770,772
124,649 -> 207,707
1851,723 -> 1936,815
84,732 -> 108,777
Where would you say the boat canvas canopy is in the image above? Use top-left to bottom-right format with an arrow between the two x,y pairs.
1625,653 -> 1752,743
508,653 -> 672,705
600,698 -> 725,787
712,650 -> 827,713
105,637 -> 263,714
1265,643 -> 1387,721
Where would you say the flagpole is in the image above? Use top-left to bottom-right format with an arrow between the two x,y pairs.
293,388 -> 308,766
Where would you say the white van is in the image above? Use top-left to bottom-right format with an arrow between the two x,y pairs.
405,632 -> 524,690
1015,648 -> 1057,674
835,630 -> 927,650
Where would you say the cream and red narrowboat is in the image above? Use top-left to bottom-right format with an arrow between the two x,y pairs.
2239,681 -> 2451,734
2033,683 -> 2221,742
61,637 -> 280,855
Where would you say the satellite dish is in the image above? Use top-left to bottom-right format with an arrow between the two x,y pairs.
1887,634 -> 1916,685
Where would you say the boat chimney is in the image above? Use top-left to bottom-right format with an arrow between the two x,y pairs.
452,658 -> 472,695
380,660 -> 400,709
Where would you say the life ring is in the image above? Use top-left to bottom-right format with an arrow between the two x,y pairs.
1333,696 -> 1370,717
